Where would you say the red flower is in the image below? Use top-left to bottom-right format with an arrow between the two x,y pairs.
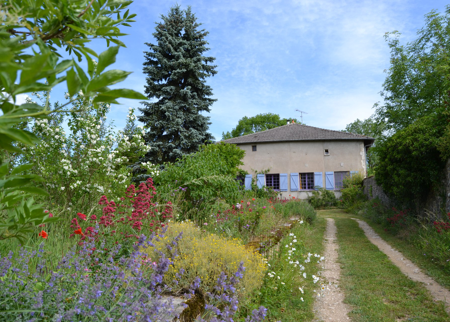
38,230 -> 48,239
90,215 -> 97,220
241,200 -> 244,203
74,228 -> 84,236
77,213 -> 87,221
252,198 -> 255,201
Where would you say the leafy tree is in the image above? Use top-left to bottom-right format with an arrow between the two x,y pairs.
375,6 -> 450,133
138,4 -> 217,166
222,113 -> 300,140
0,0 -> 146,243
374,113 -> 448,209
343,115 -> 387,172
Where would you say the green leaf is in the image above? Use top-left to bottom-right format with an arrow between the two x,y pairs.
3,178 -> 33,188
0,135 -> 21,153
94,88 -> 148,100
96,46 -> 119,74
73,61 -> 89,86
66,68 -> 81,97
20,53 -> 51,86
92,95 -> 120,104
67,24 -> 91,35
11,164 -> 34,175
0,128 -> 40,146
0,163 -> 8,177
109,38 -> 126,48
86,70 -> 131,93
18,186 -> 49,196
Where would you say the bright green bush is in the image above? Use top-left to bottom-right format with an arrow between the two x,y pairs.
152,145 -> 244,216
142,221 -> 267,300
340,173 -> 367,213
308,188 -> 337,209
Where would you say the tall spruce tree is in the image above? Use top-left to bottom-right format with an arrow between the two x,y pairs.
138,5 -> 217,166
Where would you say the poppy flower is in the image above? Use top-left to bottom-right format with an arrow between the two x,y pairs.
38,230 -> 48,239
77,213 -> 87,221
74,228 -> 84,235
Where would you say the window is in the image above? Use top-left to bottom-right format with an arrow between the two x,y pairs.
265,174 -> 280,190
235,175 -> 245,187
324,149 -> 329,155
334,171 -> 350,190
252,145 -> 257,152
300,173 -> 314,190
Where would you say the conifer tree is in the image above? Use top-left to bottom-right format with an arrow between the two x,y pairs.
138,5 -> 217,166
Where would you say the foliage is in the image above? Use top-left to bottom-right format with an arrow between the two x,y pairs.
199,142 -> 245,176
279,200 -> 317,224
138,4 -> 217,166
222,113 -> 300,140
0,0 -> 147,243
208,199 -> 269,244
142,221 -> 267,301
308,188 -> 337,209
343,115 -> 387,171
340,173 -> 367,212
374,113 -> 447,208
375,7 -> 450,134
149,147 -> 242,216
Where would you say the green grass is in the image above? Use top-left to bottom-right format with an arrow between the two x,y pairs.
239,215 -> 327,321
355,211 -> 450,290
335,217 -> 449,321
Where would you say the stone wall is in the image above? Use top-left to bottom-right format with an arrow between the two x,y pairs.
362,158 -> 450,221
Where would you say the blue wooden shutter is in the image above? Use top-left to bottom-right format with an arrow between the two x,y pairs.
350,171 -> 358,178
326,171 -> 335,190
280,173 -> 288,191
244,174 -> 252,190
314,172 -> 323,190
290,173 -> 299,191
257,174 -> 265,188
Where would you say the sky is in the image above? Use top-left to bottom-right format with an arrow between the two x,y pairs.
35,0 -> 450,141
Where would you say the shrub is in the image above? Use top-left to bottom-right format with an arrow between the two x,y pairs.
340,173 -> 367,213
283,200 -> 317,224
142,221 -> 267,301
308,188 -> 337,209
150,148 -> 241,217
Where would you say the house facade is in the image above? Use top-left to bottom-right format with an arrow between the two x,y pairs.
222,123 -> 374,199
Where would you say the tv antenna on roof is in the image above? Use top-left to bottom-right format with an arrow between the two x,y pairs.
295,109 -> 308,124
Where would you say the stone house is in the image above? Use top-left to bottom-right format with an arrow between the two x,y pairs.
222,123 -> 374,199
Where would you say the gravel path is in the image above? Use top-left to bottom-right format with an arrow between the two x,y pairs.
352,218 -> 450,314
313,218 -> 351,322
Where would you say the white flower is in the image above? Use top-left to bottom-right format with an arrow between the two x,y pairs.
300,220 -> 304,224
303,273 -> 306,278
281,282 -> 285,285
299,287 -> 304,294
300,297 -> 304,302
61,187 -> 65,190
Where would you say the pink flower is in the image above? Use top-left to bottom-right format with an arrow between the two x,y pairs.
204,223 -> 208,226
77,213 -> 87,221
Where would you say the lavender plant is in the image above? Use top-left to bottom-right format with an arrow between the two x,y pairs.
200,262 -> 267,322
0,228 -> 182,321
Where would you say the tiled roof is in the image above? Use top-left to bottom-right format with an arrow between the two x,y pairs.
221,123 -> 374,144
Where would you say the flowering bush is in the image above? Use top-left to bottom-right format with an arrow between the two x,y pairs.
142,221 -> 267,301
24,93 -> 149,211
69,178 -> 173,262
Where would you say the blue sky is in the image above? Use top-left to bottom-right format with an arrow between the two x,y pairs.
37,0 -> 450,141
